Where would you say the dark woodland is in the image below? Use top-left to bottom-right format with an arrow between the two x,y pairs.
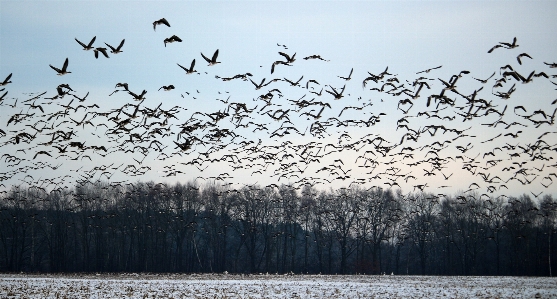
1,181 -> 555,276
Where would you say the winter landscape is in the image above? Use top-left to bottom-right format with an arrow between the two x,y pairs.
1,273 -> 556,298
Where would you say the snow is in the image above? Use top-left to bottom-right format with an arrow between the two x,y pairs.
0,273 -> 555,298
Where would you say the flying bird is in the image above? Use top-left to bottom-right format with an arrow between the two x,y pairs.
516,53 -> 532,65
177,59 -> 197,74
49,58 -> 71,75
105,39 -> 125,54
326,85 -> 346,100
416,65 -> 442,74
164,35 -> 182,47
94,47 -> 110,59
338,68 -> 353,81
153,18 -> 171,31
488,37 -> 518,53
201,49 -> 220,66
159,85 -> 175,91
75,36 -> 96,50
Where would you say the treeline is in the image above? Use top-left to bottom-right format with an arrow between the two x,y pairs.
0,181 -> 555,276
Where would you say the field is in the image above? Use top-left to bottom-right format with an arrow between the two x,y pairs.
0,274 -> 556,298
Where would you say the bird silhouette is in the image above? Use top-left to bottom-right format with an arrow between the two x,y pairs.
49,58 -> 71,75
153,18 -> 171,31
201,49 -> 221,66
75,36 -> 96,50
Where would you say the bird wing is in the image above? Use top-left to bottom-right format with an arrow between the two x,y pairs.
212,49 -> 219,62
87,36 -> 96,47
278,52 -> 291,61
177,63 -> 188,71
62,58 -> 69,71
50,65 -> 62,73
201,52 -> 211,63
190,59 -> 196,70
75,38 -> 87,48
3,73 -> 12,83
105,43 -> 116,52
117,39 -> 125,50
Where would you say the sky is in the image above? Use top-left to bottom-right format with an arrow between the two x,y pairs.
1,0 -> 557,198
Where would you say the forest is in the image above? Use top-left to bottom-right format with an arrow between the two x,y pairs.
1,181 -> 555,276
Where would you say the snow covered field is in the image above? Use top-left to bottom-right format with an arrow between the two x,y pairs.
1,273 -> 556,298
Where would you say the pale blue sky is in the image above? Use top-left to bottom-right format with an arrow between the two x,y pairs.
1,1 -> 556,196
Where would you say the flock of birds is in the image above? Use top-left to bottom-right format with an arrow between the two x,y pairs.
1,18 -> 557,200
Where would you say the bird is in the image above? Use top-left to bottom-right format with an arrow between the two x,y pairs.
271,61 -> 290,74
283,76 -> 303,87
249,78 -> 268,90
279,52 -> 296,64
94,47 -> 110,59
0,73 -> 12,86
416,65 -> 442,74
105,39 -> 125,54
159,85 -> 175,91
499,37 -> 519,49
177,59 -> 197,74
75,36 -> 96,50
49,58 -> 71,75
163,35 -> 182,47
326,85 -> 346,100
153,18 -> 170,31
33,151 -> 52,159
201,49 -> 220,66
338,68 -> 353,80
488,37 -> 518,53
128,89 -> 147,101
271,52 -> 296,73
472,72 -> 495,84
516,53 -> 532,65
303,55 -> 329,61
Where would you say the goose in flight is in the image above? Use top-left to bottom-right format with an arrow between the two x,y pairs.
115,82 -> 129,90
271,52 -> 296,74
249,78 -> 268,90
164,35 -> 182,47
516,53 -> 532,65
75,36 -> 96,50
303,55 -> 329,61
128,89 -> 147,101
0,73 -> 12,86
338,68 -> 353,81
105,39 -> 125,54
49,58 -> 71,75
153,18 -> 171,31
94,47 -> 110,59
201,49 -> 220,66
177,59 -> 197,74
271,60 -> 290,74
326,84 -> 346,100
488,37 -> 518,53
159,85 -> 175,91
283,76 -> 303,87
279,52 -> 296,64
416,65 -> 442,74
499,37 -> 519,49
472,71 -> 495,84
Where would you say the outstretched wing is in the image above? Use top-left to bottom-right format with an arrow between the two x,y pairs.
201,52 -> 211,63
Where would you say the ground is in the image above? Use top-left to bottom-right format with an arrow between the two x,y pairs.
1,273 -> 556,298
